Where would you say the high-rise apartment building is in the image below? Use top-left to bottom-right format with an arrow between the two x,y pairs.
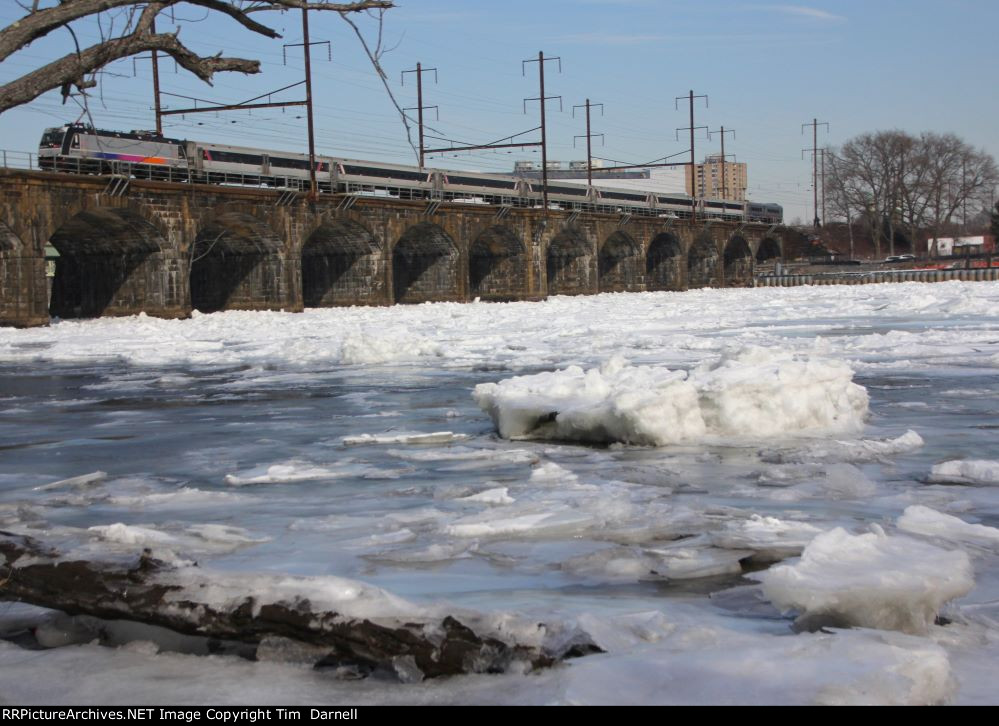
685,154 -> 747,200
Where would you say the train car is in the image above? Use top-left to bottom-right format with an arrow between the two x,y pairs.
38,124 -> 784,224
439,169 -> 522,204
745,201 -> 783,224
337,158 -> 435,199
192,140 -> 333,189
544,182 -> 594,209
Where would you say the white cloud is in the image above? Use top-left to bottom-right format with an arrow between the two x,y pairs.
763,5 -> 847,22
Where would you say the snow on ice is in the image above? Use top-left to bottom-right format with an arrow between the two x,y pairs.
474,347 -> 869,446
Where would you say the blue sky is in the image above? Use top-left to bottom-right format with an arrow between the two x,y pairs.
1,1 -> 996,222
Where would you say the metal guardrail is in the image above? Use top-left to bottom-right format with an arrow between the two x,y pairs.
756,268 -> 999,287
1,150 -> 38,170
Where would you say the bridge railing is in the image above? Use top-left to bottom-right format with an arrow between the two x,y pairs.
0,150 -> 39,170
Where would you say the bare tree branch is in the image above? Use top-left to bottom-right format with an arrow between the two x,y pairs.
339,9 -> 419,164
1,32 -> 261,113
0,1 -> 395,116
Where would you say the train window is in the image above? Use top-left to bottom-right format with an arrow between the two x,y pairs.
547,186 -> 587,197
40,129 -> 64,148
272,157 -> 311,171
447,175 -> 517,190
70,135 -> 80,149
211,150 -> 264,165
343,164 -> 429,183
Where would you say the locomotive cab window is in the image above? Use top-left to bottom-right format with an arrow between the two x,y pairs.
41,129 -> 64,148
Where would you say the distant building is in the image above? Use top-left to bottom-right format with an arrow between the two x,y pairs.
685,154 -> 748,200
934,235 -> 995,257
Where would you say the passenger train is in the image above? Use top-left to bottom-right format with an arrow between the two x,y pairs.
38,124 -> 783,224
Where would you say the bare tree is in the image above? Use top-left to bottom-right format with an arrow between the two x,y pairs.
920,133 -> 998,256
826,129 -> 998,259
0,1 -> 393,115
826,132 -> 899,259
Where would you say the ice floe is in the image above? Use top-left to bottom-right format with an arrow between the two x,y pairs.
474,347 -> 868,446
897,505 -> 999,548
929,460 -> 999,486
753,526 -> 974,634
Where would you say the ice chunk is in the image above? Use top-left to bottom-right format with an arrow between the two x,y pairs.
88,523 -> 179,547
87,522 -> 269,556
342,431 -> 469,446
928,460 -> 999,486
224,461 -> 346,486
753,527 -> 974,634
33,471 -> 107,492
711,514 -> 824,561
763,430 -> 924,464
820,463 -> 878,499
897,505 -> 999,547
564,542 -> 749,582
528,461 -> 580,486
457,487 -> 515,505
474,348 -> 869,446
339,331 -> 442,365
445,508 -> 599,539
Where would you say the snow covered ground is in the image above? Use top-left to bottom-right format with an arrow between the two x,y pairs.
1,281 -> 999,704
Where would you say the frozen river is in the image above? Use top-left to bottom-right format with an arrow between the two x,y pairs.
1,282 -> 998,705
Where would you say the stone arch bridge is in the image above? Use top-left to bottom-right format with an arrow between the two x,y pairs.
0,170 -> 788,327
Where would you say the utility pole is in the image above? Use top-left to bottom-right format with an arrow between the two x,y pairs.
708,126 -> 735,199
821,147 -> 827,229
802,118 -> 829,228
962,160 -> 968,232
676,90 -> 708,219
523,52 -> 562,211
402,63 -> 439,169
573,100 -> 604,187
151,17 -> 163,135
300,9 -> 317,199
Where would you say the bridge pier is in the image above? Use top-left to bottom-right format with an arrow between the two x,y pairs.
0,220 -> 47,327
546,225 -> 597,296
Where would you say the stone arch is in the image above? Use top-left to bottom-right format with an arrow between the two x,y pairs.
756,237 -> 782,263
598,231 -> 643,292
47,208 -> 179,318
190,212 -> 288,313
547,227 -> 595,296
469,226 -> 527,301
687,230 -> 720,288
646,232 -> 684,291
723,235 -> 753,287
392,223 -> 460,304
302,218 -> 383,307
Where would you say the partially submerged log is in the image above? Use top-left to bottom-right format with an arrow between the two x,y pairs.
0,531 -> 599,679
